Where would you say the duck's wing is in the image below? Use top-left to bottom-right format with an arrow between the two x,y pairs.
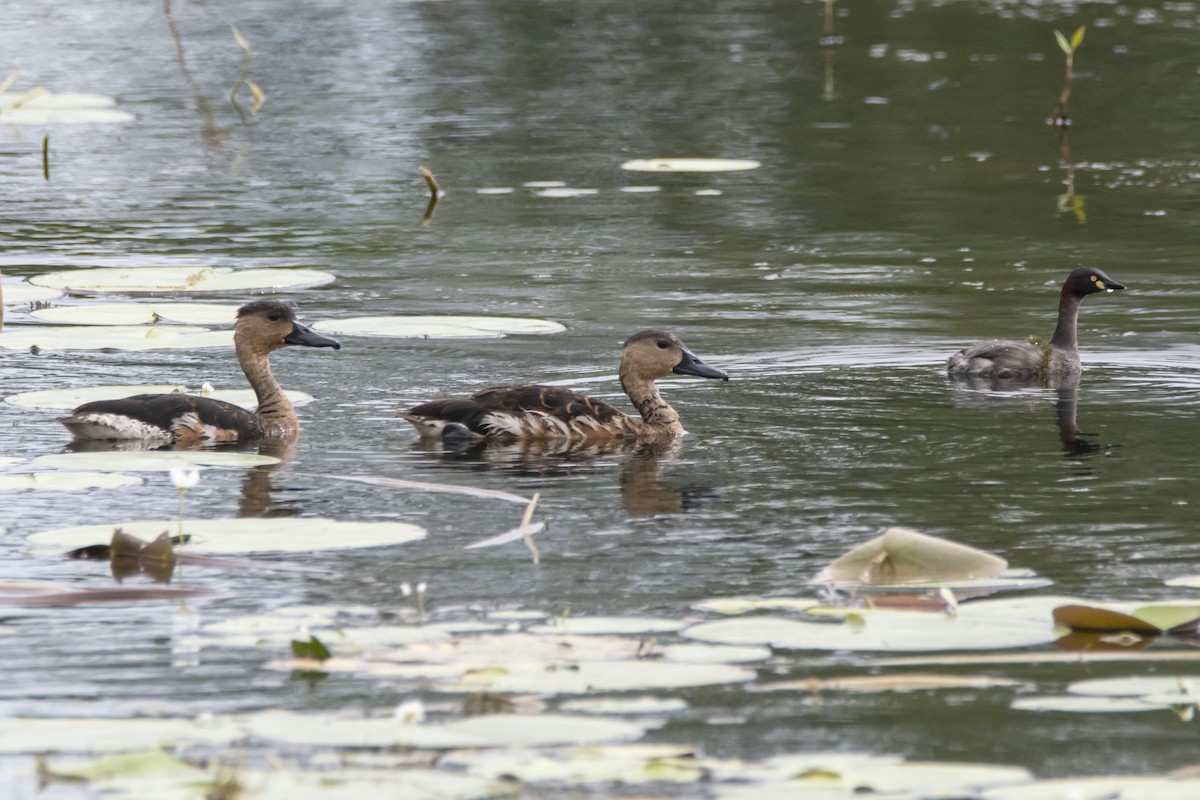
403,384 -> 633,439
61,394 -> 259,443
947,339 -> 1047,379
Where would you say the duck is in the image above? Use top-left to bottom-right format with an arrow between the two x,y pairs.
947,267 -> 1125,380
58,299 -> 341,444
398,330 -> 729,442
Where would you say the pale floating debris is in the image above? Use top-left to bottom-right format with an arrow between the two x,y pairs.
813,527 -> 1008,586
620,158 -> 761,172
311,314 -> 565,339
29,266 -> 336,294
0,717 -> 243,754
864,96 -> 891,104
522,180 -> 568,188
434,659 -> 753,695
28,517 -> 425,555
1011,695 -> 1169,713
0,325 -> 233,351
981,776 -> 1200,800
533,187 -> 599,198
0,471 -> 141,491
8,384 -> 310,411
1054,599 -> 1200,634
30,302 -> 239,326
693,189 -> 724,196
0,91 -> 134,125
526,615 -> 684,635
618,185 -> 662,193
475,187 -> 515,194
1,280 -> 63,305
34,450 -> 280,472
243,711 -> 645,749
559,696 -> 688,716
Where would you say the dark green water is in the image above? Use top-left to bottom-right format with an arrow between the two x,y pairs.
3,0 -> 1200,789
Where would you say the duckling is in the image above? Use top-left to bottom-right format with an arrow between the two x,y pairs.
399,330 -> 729,442
59,299 -> 341,444
947,267 -> 1125,380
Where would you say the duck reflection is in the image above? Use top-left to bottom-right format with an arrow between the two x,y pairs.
949,372 -> 1104,459
414,436 -> 716,517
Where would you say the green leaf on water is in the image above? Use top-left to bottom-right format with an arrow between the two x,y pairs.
291,635 -> 332,661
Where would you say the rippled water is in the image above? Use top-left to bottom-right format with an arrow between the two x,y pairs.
4,0 -> 1200,791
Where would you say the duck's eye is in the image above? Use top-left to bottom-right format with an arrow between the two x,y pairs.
656,340 -> 670,349
268,312 -> 281,321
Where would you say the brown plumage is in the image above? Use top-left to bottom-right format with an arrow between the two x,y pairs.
399,330 -> 729,442
59,300 -> 341,444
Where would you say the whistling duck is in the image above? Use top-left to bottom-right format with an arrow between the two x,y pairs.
947,267 -> 1125,380
399,330 -> 729,442
59,299 -> 340,444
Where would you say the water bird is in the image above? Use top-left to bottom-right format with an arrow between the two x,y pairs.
399,330 -> 728,442
59,300 -> 341,444
947,267 -> 1124,380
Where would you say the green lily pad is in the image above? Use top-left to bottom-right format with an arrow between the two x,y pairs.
0,90 -> 134,124
0,471 -> 141,491
1010,696 -> 1169,713
30,302 -> 239,326
311,315 -> 565,339
620,158 -> 761,172
34,451 -> 280,472
7,384 -> 311,411
0,325 -> 233,351
29,266 -> 335,294
0,716 -> 243,754
981,776 -> 1200,800
28,518 -> 426,554
243,711 -> 645,749
1,280 -> 62,305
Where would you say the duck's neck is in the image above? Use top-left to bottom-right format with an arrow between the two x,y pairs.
1048,285 -> 1083,354
620,369 -> 682,432
236,342 -> 298,434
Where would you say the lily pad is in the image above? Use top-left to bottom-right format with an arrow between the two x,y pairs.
0,471 -> 141,491
0,456 -> 24,467
29,266 -> 335,294
982,776 -> 1200,800
34,451 -> 280,472
311,315 -> 565,339
432,659 -> 754,695
526,616 -> 683,636
620,158 -> 762,172
7,384 -> 311,411
1166,575 -> 1200,588
1,281 -> 62,305
750,673 -> 1026,694
1012,695 -> 1170,713
0,325 -> 233,351
692,596 -> 820,615
1067,675 -> 1200,698
243,711 -> 645,749
0,717 -> 243,754
239,769 -> 501,800
28,518 -> 426,555
0,90 -> 134,124
813,527 -> 1008,586
558,697 -> 689,715
444,744 -> 703,785
30,302 -> 239,326
1054,601 -> 1200,634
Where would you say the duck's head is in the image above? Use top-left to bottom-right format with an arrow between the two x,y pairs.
234,299 -> 342,354
1067,267 -> 1125,297
620,330 -> 729,382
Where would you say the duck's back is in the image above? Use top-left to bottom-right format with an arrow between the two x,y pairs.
947,338 -> 1049,379
404,384 -> 634,440
61,394 -> 260,444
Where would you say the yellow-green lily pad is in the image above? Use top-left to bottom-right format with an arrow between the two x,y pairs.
311,315 -> 565,339
30,302 -> 239,326
29,266 -> 335,294
7,384 -> 311,411
1,280 -> 62,305
620,158 -> 761,172
28,518 -> 425,554
34,451 -> 280,472
0,325 -> 233,351
0,471 -> 141,491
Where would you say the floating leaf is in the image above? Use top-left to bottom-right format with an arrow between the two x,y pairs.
1053,601 -> 1200,634
0,456 -> 23,466
0,91 -> 134,124
0,325 -> 233,351
29,266 -> 335,294
812,527 -> 1007,586
982,776 -> 1200,800
1012,695 -> 1170,713
35,451 -> 280,472
1165,575 -> 1200,588
526,616 -> 683,636
620,158 -> 761,172
1,280 -> 62,305
0,471 -> 141,491
9,384 -> 311,411
558,697 -> 688,715
311,315 -> 565,339
0,717 -> 243,754
749,673 -> 1026,694
30,302 -> 239,326
243,711 -> 645,749
433,659 -> 753,695
691,596 -> 820,615
28,518 -> 425,554
1067,675 -> 1200,698
533,187 -> 599,198
443,744 -> 703,785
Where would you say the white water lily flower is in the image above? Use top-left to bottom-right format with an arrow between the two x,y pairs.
393,699 -> 426,724
169,468 -> 201,490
